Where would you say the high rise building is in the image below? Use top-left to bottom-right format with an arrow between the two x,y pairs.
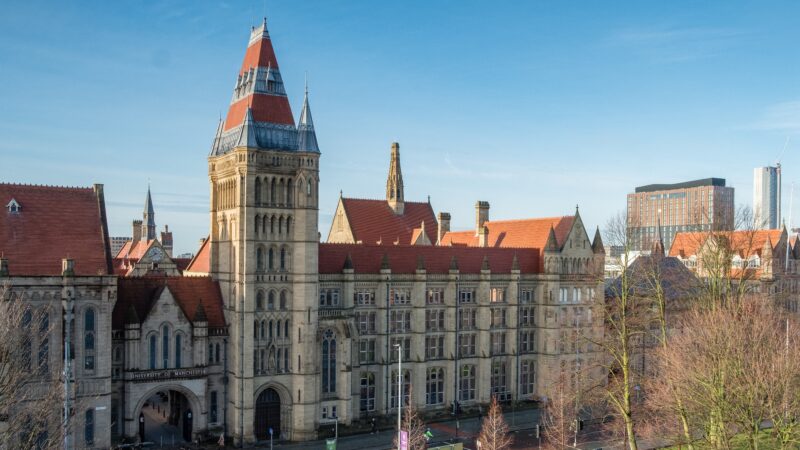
753,165 -> 781,229
627,178 -> 735,252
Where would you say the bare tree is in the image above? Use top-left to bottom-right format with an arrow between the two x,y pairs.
542,375 -> 579,450
595,212 -> 646,450
477,396 -> 513,450
392,387 -> 427,450
0,283 -> 65,449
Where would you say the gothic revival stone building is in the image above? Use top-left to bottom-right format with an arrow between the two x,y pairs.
193,18 -> 607,445
1,18 -> 608,448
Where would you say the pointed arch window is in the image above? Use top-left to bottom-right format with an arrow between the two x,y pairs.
280,248 -> 286,270
268,249 -> 274,271
321,329 -> 337,394
175,334 -> 183,368
149,335 -> 157,369
22,309 -> 32,372
286,179 -> 293,206
270,179 -> 276,204
279,291 -> 287,310
162,326 -> 170,368
268,291 -> 275,310
254,177 -> 262,205
256,291 -> 264,310
257,247 -> 265,271
84,308 -> 95,371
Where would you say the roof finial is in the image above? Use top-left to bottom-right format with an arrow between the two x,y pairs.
305,71 -> 309,95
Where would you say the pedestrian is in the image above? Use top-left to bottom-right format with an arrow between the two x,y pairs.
477,407 -> 482,424
371,417 -> 377,434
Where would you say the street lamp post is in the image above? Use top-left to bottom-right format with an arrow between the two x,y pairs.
396,343 -> 402,450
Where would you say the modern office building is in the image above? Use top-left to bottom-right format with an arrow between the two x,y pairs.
753,165 -> 781,229
627,178 -> 735,252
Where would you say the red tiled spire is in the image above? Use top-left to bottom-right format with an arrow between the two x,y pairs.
213,18 -> 297,154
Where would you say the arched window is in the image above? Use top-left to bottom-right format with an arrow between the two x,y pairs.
276,321 -> 281,338
278,216 -> 284,234
280,248 -> 286,270
268,291 -> 275,310
270,216 -> 275,234
284,319 -> 290,338
260,320 -> 265,340
257,248 -> 265,271
426,368 -> 444,405
215,343 -> 221,363
284,348 -> 289,371
286,217 -> 292,235
286,179 -> 293,206
208,343 -> 214,364
268,249 -> 274,271
255,177 -> 262,205
277,348 -> 283,372
254,320 -> 259,339
268,320 -> 273,339
85,409 -> 94,446
162,326 -> 170,368
149,335 -> 157,369
279,291 -> 287,310
84,308 -> 95,371
307,180 -> 312,196
322,329 -> 337,394
175,334 -> 182,368
270,178 -> 276,204
256,291 -> 264,310
38,311 -> 49,374
255,215 -> 260,234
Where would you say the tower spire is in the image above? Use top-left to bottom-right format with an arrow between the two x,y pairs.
143,185 -> 156,241
386,142 -> 404,215
297,77 -> 320,153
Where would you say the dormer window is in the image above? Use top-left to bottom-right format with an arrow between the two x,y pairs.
6,198 -> 21,213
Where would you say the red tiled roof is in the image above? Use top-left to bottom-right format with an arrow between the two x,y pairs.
240,34 -> 279,73
319,243 -> 539,274
0,183 -> 112,276
223,94 -> 295,131
339,198 -> 437,246
440,216 -> 575,249
114,277 -> 226,329
185,237 -> 211,273
116,239 -> 155,260
669,229 -> 784,258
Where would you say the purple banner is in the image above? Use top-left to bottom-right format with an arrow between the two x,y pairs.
400,430 -> 409,450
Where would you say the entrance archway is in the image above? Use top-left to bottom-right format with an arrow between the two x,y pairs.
139,390 -> 194,444
255,388 -> 281,441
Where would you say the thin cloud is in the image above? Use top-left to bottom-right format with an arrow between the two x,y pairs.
607,25 -> 745,63
751,100 -> 800,134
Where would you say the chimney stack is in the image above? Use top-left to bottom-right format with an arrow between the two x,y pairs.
132,220 -> 143,243
437,212 -> 451,244
478,225 -> 489,247
475,201 -> 490,235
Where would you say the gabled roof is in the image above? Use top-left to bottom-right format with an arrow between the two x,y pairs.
440,216 -> 575,249
339,198 -> 437,246
669,229 -> 784,258
319,243 -> 539,274
0,183 -> 112,276
114,277 -> 226,329
185,237 -> 211,274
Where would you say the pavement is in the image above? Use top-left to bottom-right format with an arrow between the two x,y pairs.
142,398 -> 187,447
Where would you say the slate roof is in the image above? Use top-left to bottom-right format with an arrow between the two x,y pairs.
340,198 -> 437,246
114,277 -> 226,329
440,216 -> 575,249
605,255 -> 701,302
319,243 -> 539,274
0,183 -> 112,276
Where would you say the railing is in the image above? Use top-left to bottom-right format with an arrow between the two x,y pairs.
318,307 -> 353,319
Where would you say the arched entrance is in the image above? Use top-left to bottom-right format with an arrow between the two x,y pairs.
139,390 -> 194,444
255,388 -> 281,441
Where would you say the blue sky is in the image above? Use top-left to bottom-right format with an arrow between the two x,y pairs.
1,1 -> 799,255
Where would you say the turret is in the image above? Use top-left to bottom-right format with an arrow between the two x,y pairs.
386,142 -> 405,215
